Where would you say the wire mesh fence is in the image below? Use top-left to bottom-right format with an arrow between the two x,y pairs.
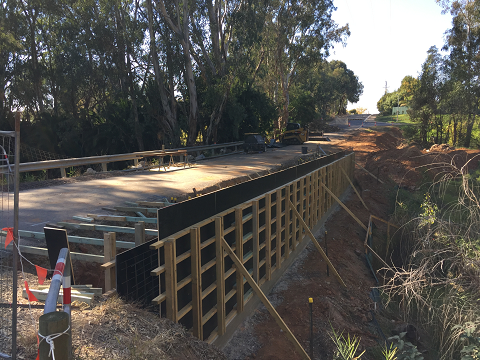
0,131 -> 16,359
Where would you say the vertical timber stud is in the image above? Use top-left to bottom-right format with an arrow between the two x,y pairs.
221,238 -> 311,360
265,193 -> 272,281
135,221 -> 146,246
321,167 -> 326,218
165,238 -> 178,322
190,227 -> 202,339
252,200 -> 260,283
295,180 -> 301,251
285,185 -> 291,261
314,171 -> 319,224
104,232 -> 116,292
306,174 -> 311,229
275,189 -> 282,270
234,208 -> 244,313
215,217 -> 226,335
290,182 -> 297,257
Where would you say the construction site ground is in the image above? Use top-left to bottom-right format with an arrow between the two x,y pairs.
9,126 -> 480,359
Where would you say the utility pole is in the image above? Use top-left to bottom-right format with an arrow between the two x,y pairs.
384,81 -> 388,95
397,93 -> 399,122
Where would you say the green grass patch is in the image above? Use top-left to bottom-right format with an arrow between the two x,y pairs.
376,114 -> 412,123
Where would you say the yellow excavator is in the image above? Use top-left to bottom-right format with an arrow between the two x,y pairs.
277,123 -> 308,145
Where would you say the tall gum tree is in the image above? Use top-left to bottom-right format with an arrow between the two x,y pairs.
264,0 -> 349,128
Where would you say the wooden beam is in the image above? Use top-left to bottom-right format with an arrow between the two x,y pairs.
252,200 -> 260,283
135,221 -> 146,246
320,182 -> 367,231
215,217 -> 226,335
275,189 -> 282,270
355,161 -> 384,184
234,207 -> 244,313
104,232 -> 116,292
289,200 -> 346,288
164,238 -> 178,322
340,167 -> 368,210
190,227 -> 202,340
221,237 -> 311,360
265,193 -> 272,281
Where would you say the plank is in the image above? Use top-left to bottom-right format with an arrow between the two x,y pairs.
215,217 -> 226,335
190,227 -> 202,339
234,207 -> 244,313
320,182 -> 367,231
340,167 -> 368,210
164,238 -> 177,321
221,237 -> 311,360
22,289 -> 93,305
265,193 -> 272,281
355,161 -> 384,184
275,189 -> 282,271
252,200 -> 260,283
104,232 -> 116,292
289,200 -> 346,288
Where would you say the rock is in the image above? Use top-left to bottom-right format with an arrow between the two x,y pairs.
354,249 -> 363,256
84,167 -> 96,175
195,154 -> 206,160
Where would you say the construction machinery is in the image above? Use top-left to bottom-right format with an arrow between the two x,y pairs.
278,123 -> 308,145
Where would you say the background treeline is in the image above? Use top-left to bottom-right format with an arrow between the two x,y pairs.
0,0 -> 363,158
377,0 -> 480,149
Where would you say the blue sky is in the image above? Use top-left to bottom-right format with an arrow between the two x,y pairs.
328,0 -> 453,114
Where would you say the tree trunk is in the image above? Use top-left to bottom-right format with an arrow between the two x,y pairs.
147,0 -> 177,143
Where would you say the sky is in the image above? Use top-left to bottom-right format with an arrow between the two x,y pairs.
328,0 -> 453,114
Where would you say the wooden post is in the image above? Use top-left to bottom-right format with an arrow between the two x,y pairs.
289,200 -> 346,288
290,182 -> 297,257
320,182 -> 367,231
341,167 -> 368,210
305,175 -> 311,229
221,237 -> 311,360
165,238 -> 178,321
275,189 -> 282,270
320,167 -> 326,218
215,217 -> 226,335
265,193 -> 272,281
190,227 -> 202,339
60,168 -> 67,178
135,221 -> 146,246
235,207 -> 244,313
101,162 -> 107,172
133,158 -> 138,167
252,200 -> 260,283
39,311 -> 70,360
104,232 -> 116,292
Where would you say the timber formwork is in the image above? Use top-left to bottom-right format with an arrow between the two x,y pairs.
141,152 -> 355,345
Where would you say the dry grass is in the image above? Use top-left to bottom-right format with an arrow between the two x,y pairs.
383,155 -> 480,359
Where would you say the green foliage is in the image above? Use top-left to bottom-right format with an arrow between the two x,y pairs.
453,322 -> 480,360
387,333 -> 423,360
383,343 -> 399,360
419,193 -> 438,227
330,326 -> 365,360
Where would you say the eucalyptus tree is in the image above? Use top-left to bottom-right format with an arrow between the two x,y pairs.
438,0 -> 480,147
261,0 -> 349,127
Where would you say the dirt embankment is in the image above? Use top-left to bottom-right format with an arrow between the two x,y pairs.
224,127 -> 480,359
11,127 -> 480,359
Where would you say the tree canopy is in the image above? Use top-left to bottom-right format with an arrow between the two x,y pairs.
1,0 -> 363,156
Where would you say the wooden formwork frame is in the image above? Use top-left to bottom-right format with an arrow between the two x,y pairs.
148,152 -> 355,351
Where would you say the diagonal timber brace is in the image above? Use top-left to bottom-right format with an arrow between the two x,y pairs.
320,182 -> 367,231
220,237 -> 311,360
288,200 -> 347,288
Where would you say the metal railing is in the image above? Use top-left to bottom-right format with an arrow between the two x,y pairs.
0,141 -> 243,176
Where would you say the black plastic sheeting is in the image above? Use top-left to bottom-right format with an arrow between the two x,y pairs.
116,150 -> 347,305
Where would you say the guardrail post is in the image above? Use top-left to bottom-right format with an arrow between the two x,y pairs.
104,232 -> 116,292
133,158 -> 138,167
60,168 -> 67,178
135,221 -> 146,246
101,163 -> 107,172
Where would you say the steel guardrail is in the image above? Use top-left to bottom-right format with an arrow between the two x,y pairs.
0,141 -> 243,175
